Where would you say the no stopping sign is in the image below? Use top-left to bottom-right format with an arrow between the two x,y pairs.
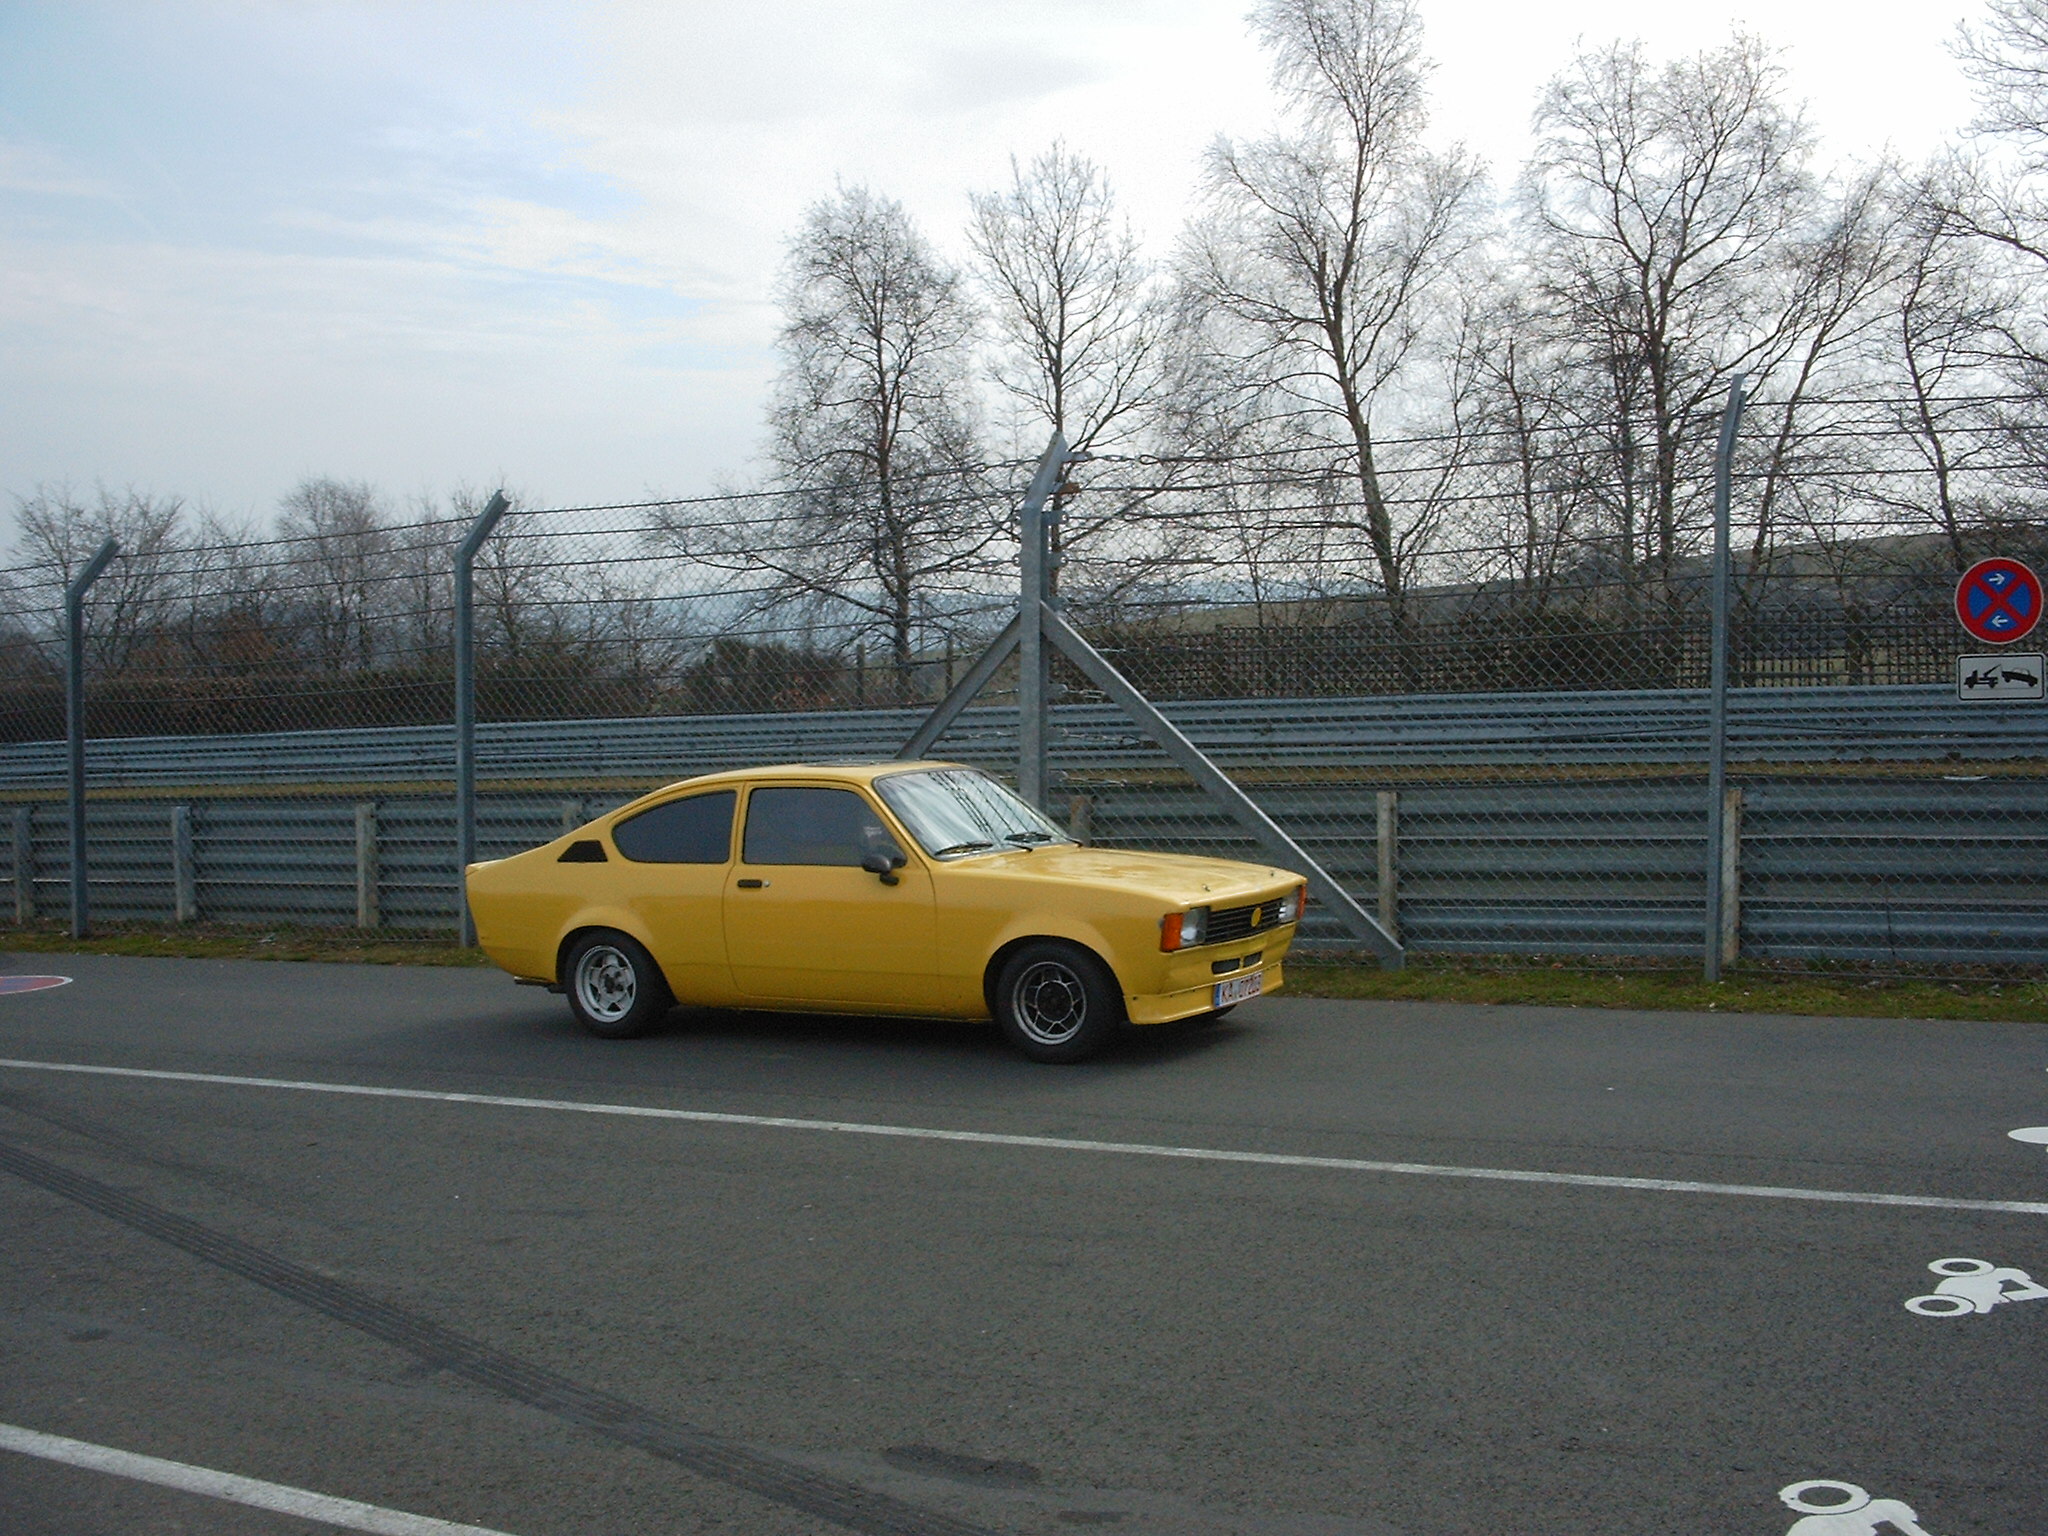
1956,559 -> 2043,644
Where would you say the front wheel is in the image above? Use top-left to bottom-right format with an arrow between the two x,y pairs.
993,942 -> 1125,1063
563,930 -> 673,1039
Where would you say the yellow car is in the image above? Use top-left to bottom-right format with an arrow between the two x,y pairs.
465,761 -> 1305,1062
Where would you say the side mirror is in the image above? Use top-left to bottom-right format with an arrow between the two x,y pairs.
860,852 -> 901,886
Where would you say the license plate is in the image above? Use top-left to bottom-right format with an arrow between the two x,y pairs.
1213,971 -> 1264,1007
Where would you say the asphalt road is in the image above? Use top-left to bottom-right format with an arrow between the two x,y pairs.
1,953 -> 2044,1536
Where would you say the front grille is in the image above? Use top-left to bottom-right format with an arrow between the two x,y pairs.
1207,898 -> 1285,945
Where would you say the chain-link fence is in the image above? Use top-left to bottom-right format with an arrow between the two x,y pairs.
2,395 -> 2043,975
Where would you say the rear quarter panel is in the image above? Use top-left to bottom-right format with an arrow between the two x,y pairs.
467,838 -> 659,986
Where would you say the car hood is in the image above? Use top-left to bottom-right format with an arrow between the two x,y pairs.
960,843 -> 1299,905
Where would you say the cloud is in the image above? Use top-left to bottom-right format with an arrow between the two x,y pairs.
0,231 -> 773,512
0,139 -> 117,199
910,43 -> 1112,113
5,0 -> 1983,524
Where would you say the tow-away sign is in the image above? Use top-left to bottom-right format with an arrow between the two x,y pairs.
1958,653 -> 2045,700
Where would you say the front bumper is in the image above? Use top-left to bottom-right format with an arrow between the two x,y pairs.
1126,960 -> 1287,1025
1123,925 -> 1295,1024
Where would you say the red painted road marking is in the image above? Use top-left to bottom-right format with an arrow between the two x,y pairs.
0,976 -> 71,995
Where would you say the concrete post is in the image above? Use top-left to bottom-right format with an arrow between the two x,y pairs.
171,804 -> 198,923
1066,793 -> 1093,845
355,802 -> 380,930
12,807 -> 33,924
1375,790 -> 1400,944
1718,785 -> 1743,970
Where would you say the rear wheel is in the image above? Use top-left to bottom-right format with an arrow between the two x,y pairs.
993,941 -> 1125,1063
563,930 -> 673,1039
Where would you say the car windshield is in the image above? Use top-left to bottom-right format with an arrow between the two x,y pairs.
875,768 -> 1071,858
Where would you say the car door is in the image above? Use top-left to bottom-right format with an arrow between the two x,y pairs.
605,789 -> 737,1000
723,783 -> 940,1009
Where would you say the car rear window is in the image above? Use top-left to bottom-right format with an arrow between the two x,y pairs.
611,791 -> 735,863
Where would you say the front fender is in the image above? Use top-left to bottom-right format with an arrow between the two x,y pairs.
974,912 -> 1160,1001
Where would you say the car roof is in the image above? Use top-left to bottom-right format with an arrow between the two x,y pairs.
647,760 -> 967,796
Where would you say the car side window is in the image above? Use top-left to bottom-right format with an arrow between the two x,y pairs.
742,787 -> 901,867
611,790 -> 736,863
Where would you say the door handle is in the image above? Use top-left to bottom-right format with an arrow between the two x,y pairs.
736,878 -> 767,889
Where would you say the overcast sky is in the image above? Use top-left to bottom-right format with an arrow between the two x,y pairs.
0,0 -> 1991,529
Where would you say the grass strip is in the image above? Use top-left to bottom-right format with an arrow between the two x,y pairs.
1283,957 -> 2048,1023
1,921 -> 488,967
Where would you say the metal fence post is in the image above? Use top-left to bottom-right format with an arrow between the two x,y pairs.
12,806 -> 33,924
1704,376 -> 1746,982
1017,434 -> 1070,809
171,804 -> 198,923
65,537 -> 119,939
454,491 -> 509,946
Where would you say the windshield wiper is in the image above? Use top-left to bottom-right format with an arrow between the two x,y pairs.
930,840 -> 997,856
1002,830 -> 1056,846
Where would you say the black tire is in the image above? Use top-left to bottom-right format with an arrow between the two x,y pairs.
563,930 -> 673,1039
993,941 -> 1125,1063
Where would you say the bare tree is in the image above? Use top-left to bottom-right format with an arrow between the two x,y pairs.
10,485 -> 189,675
1941,0 -> 2048,468
1858,166 -> 2030,566
1737,163 -> 1906,576
1520,34 -> 1824,629
1180,0 -> 1484,633
1953,0 -> 2048,281
1450,291 -> 1600,608
746,184 -> 993,698
969,142 -> 1165,458
275,477 -> 395,673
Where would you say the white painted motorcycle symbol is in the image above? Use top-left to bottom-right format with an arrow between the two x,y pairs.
1903,1256 -> 2048,1317
1779,1480 -> 1934,1535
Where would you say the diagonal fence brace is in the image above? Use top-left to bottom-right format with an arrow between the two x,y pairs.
897,613 -> 1022,761
1039,605 -> 1404,967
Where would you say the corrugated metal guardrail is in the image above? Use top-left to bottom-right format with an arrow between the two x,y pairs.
2,684 -> 2043,967
1,685 -> 2039,786
1083,776 -> 2048,965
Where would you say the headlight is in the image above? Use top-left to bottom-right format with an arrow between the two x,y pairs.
1160,906 -> 1210,951
1278,885 -> 1307,924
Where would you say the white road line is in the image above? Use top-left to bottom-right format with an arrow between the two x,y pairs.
0,1421 -> 518,1536
3,1055 -> 2046,1218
